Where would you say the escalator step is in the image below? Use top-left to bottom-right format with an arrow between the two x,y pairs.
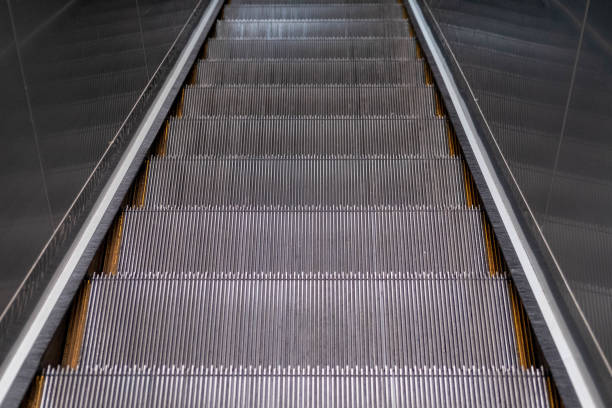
223,4 -> 405,20
205,38 -> 418,59
116,208 -> 491,275
40,366 -> 551,408
164,117 -> 450,158
144,158 -> 467,208
32,0 -> 562,405
79,272 -> 518,367
195,59 -> 425,85
215,20 -> 411,38
231,0 -> 400,3
181,85 -> 436,116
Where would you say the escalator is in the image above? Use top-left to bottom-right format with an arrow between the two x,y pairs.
22,0 -> 563,406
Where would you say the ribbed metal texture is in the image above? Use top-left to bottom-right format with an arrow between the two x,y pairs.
144,158 -> 467,207
196,60 -> 425,85
164,117 -> 449,158
205,39 -> 418,59
80,273 -> 517,367
40,366 -> 551,408
182,85 -> 436,116
223,4 -> 405,20
37,1 -> 558,406
232,0 -> 399,4
116,209 -> 490,274
215,20 -> 411,38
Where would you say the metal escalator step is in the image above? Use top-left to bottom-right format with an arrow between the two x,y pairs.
205,38 -> 417,59
40,366 -> 551,408
116,209 -> 490,275
144,158 -> 467,208
164,117 -> 449,157
181,85 -> 436,117
223,4 -> 405,20
215,20 -> 411,38
165,117 -> 449,158
195,60 -> 425,85
80,272 -> 518,367
232,0 -> 400,3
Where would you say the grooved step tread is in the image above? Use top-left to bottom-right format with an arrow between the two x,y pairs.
215,20 -> 411,39
80,273 -> 518,367
223,4 -> 405,20
205,38 -> 418,59
40,366 -> 552,408
231,0 -> 400,3
164,117 -> 450,157
37,0 -> 560,405
195,59 -> 425,85
181,85 -> 436,117
144,157 -> 467,207
116,208 -> 491,275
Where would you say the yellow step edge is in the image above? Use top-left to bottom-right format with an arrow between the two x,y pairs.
176,88 -> 185,118
398,0 -> 410,21
415,41 -> 424,59
434,90 -> 444,117
189,64 -> 199,85
461,161 -> 475,208
133,159 -> 150,208
424,62 -> 434,86
446,125 -> 456,156
155,121 -> 170,157
61,280 -> 92,368
102,213 -> 125,276
22,375 -> 45,408
482,216 -> 498,277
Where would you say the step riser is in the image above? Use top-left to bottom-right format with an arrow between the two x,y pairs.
223,4 -> 405,20
145,158 -> 467,207
196,60 -> 425,85
80,275 -> 518,367
35,0 -> 560,405
165,118 -> 449,158
40,366 -> 551,408
182,86 -> 436,117
117,210 -> 490,275
215,21 -> 411,39
205,39 -> 418,59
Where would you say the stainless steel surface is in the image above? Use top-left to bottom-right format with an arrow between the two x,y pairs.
0,0 -> 204,315
39,366 -> 551,407
214,19 -> 411,38
222,4 -> 405,19
164,117 -> 450,157
80,273 -> 518,367
144,158 -> 467,207
406,0 -> 601,405
420,0 -> 612,401
17,0 -> 563,406
116,209 -> 489,274
0,0 -> 224,405
205,38 -> 418,59
195,60 -> 426,85
182,85 -> 436,116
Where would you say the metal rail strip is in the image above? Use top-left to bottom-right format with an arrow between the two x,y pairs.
0,1 -> 223,406
404,0 -> 604,406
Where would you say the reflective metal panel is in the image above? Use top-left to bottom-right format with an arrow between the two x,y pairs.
423,0 -> 612,396
0,0 -> 200,313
